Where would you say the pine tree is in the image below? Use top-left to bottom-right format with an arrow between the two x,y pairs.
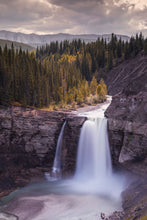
90,76 -> 97,95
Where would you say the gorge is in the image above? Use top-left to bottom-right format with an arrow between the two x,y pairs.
0,98 -> 127,220
0,52 -> 147,219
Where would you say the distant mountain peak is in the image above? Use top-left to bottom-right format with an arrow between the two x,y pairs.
0,30 -> 130,47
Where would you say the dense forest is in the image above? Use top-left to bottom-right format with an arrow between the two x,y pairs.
0,33 -> 146,108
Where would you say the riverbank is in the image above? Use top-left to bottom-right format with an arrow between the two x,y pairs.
0,96 -> 147,220
108,176 -> 147,220
0,99 -> 123,220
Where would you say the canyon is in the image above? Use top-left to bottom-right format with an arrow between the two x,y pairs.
0,53 -> 147,219
0,105 -> 86,196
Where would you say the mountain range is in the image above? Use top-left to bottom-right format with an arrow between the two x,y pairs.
0,39 -> 34,52
0,30 -> 130,47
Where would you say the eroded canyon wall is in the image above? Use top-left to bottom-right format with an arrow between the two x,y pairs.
0,105 -> 86,195
0,105 -> 65,194
105,53 -> 147,175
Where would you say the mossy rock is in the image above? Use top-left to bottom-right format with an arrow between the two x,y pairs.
140,215 -> 147,220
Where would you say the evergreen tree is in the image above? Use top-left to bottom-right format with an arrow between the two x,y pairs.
0,33 -> 146,108
90,76 -> 97,95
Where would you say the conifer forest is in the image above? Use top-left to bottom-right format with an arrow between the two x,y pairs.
0,33 -> 146,108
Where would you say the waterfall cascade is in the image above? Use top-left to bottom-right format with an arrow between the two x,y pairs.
46,96 -> 125,198
52,121 -> 66,178
71,97 -> 125,197
74,117 -> 112,183
3,97 -> 126,220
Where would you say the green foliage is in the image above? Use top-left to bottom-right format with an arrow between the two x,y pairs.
37,33 -> 146,81
66,89 -> 74,104
0,39 -> 34,52
100,78 -> 107,96
77,90 -> 84,105
57,86 -> 63,103
96,84 -> 102,95
0,33 -> 146,108
0,44 -> 85,107
81,80 -> 90,100
96,78 -> 107,102
90,76 -> 97,95
139,215 -> 147,220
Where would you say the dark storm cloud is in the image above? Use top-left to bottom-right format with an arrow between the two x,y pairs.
49,0 -> 104,15
49,0 -> 103,6
0,0 -> 51,21
0,0 -> 147,36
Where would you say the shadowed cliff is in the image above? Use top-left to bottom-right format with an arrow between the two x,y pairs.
105,52 -> 147,220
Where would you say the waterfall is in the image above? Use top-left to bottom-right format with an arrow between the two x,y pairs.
72,97 -> 125,197
52,121 -> 66,178
46,96 -> 125,199
74,117 -> 112,182
5,97 -> 126,220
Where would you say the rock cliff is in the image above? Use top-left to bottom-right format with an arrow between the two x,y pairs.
0,105 -> 85,196
105,53 -> 147,175
106,52 -> 147,96
0,105 -> 63,195
105,53 -> 147,219
0,52 -> 147,219
105,92 -> 147,175
61,116 -> 86,174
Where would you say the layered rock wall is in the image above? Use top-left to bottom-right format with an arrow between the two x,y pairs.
105,53 -> 147,175
105,53 -> 147,218
0,105 -> 66,166
61,116 -> 86,174
105,92 -> 147,175
0,105 -> 85,195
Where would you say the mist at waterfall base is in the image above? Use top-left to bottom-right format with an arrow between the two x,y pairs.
1,98 -> 127,220
72,117 -> 124,199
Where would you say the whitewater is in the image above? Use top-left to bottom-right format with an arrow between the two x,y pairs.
1,97 -> 127,220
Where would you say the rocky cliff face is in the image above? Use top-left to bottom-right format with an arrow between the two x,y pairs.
105,53 -> 147,175
0,105 -> 63,195
105,92 -> 147,175
106,52 -> 147,96
105,53 -> 147,219
61,116 -> 86,174
0,105 -> 86,196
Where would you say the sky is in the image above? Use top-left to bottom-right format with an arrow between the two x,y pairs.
0,0 -> 147,36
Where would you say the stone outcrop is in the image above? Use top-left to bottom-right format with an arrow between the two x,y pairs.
106,52 -> 147,96
0,212 -> 18,220
105,53 -> 147,175
0,105 -> 86,196
61,116 -> 86,174
105,53 -> 147,219
106,94 -> 147,217
0,105 -> 66,163
105,92 -> 147,175
0,105 -> 64,195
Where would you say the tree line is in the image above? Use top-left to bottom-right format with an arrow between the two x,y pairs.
0,33 -> 146,108
0,44 -> 107,107
37,33 -> 147,81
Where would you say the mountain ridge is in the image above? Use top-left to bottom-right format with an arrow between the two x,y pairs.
0,30 -> 130,47
0,39 -> 34,52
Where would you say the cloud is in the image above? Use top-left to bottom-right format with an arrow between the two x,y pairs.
0,0 -> 146,36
